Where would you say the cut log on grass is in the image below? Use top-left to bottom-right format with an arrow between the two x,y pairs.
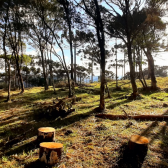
96,114 -> 168,121
39,142 -> 63,166
37,127 -> 55,144
129,135 -> 149,151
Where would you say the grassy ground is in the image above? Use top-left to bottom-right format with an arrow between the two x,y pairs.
0,77 -> 168,167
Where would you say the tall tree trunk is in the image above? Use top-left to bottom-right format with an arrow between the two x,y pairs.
15,55 -> 25,93
40,44 -> 48,91
124,52 -> 125,79
124,0 -> 137,98
50,47 -> 55,93
5,59 -> 7,87
143,48 -> 157,89
115,39 -> 118,88
147,49 -> 157,89
94,0 -> 105,111
91,55 -> 93,83
2,4 -> 11,98
7,60 -> 11,101
127,43 -> 138,97
148,63 -> 151,79
138,61 -> 147,89
14,65 -> 16,89
74,42 -> 76,83
61,0 -> 74,80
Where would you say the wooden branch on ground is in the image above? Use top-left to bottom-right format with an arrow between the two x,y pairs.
95,114 -> 168,121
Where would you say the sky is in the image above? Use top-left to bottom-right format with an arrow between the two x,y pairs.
25,40 -> 168,79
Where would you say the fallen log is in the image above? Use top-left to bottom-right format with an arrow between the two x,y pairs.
95,114 -> 168,121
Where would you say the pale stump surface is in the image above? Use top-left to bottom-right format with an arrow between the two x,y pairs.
37,127 -> 55,144
129,135 -> 149,151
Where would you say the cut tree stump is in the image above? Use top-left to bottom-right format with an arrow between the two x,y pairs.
39,142 -> 63,166
129,135 -> 149,151
37,127 -> 55,144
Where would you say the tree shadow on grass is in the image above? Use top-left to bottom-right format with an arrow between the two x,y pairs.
5,139 -> 38,156
114,110 -> 168,168
0,89 -> 68,112
24,159 -> 52,168
106,99 -> 131,110
1,108 -> 99,156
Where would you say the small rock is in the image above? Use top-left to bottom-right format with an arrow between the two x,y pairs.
85,131 -> 92,136
58,164 -> 66,168
163,103 -> 168,107
59,133 -> 64,136
66,153 -> 71,159
64,130 -> 73,136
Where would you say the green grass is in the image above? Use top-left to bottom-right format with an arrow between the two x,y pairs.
1,78 -> 168,167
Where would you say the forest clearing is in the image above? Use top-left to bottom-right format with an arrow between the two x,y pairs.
1,78 -> 168,168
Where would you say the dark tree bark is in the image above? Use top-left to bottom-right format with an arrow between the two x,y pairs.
79,0 -> 106,111
127,42 -> 137,97
14,54 -> 25,93
39,41 -> 48,91
60,0 -> 74,80
143,48 -> 157,89
7,60 -> 11,101
94,0 -> 106,111
38,8 -> 72,97
2,4 -> 11,101
74,42 -> 77,83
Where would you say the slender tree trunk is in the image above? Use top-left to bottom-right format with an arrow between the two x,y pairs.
5,59 -> 7,87
50,47 -> 55,93
124,52 -> 125,79
143,48 -> 157,89
91,56 -> 93,83
115,39 -> 118,88
15,54 -> 25,93
138,62 -> 147,89
127,43 -> 138,97
148,63 -> 151,79
94,0 -> 105,111
74,42 -> 77,83
147,49 -> 157,89
124,1 -> 137,98
61,1 -> 74,80
41,15 -> 72,97
13,65 -> 16,89
3,5 -> 9,91
138,62 -> 145,89
15,32 -> 24,93
133,49 -> 136,72
45,50 -> 49,86
7,60 -> 11,101
40,44 -> 48,91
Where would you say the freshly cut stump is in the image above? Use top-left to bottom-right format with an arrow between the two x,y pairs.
37,127 -> 55,144
39,142 -> 63,166
129,135 -> 149,151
